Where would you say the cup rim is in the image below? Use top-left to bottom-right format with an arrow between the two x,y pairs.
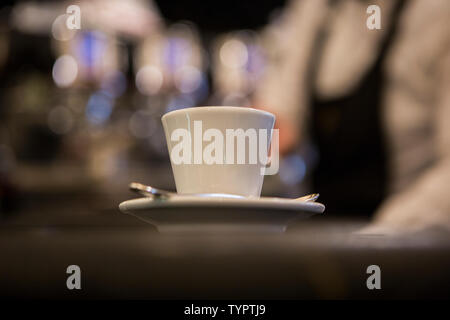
161,106 -> 275,121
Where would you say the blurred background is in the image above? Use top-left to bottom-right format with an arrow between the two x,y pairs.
0,0 -> 296,225
0,0 -> 449,228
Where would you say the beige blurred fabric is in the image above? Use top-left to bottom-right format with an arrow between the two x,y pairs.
254,0 -> 450,233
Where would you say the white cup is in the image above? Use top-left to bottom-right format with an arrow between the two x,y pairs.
161,106 -> 275,197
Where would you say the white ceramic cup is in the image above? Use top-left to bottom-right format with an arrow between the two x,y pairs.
161,106 -> 275,197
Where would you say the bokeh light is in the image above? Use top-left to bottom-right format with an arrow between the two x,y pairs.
163,37 -> 192,72
174,65 -> 202,94
47,106 -> 74,135
279,154 -> 306,186
52,55 -> 78,88
135,65 -> 164,95
85,91 -> 114,125
51,14 -> 77,41
220,38 -> 248,69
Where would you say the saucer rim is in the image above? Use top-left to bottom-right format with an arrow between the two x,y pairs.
118,196 -> 324,233
119,196 -> 325,213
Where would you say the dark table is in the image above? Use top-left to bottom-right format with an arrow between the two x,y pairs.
1,202 -> 450,299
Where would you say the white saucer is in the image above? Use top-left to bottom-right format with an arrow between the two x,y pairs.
119,195 -> 325,233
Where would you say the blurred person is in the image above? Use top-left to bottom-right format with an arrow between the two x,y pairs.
254,0 -> 450,233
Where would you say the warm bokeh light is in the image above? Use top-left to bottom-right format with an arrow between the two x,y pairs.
135,65 -> 164,96
51,14 -> 77,41
220,38 -> 248,69
52,55 -> 78,88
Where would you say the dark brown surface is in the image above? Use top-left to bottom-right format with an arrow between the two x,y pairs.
1,206 -> 450,299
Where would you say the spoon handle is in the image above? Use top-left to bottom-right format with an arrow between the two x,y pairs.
129,182 -> 174,198
130,182 -> 319,202
294,193 -> 320,202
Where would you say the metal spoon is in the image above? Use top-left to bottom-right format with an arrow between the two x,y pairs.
129,182 -> 245,199
295,193 -> 320,202
129,182 -> 319,202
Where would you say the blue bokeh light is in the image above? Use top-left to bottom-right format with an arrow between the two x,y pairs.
85,91 -> 114,125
